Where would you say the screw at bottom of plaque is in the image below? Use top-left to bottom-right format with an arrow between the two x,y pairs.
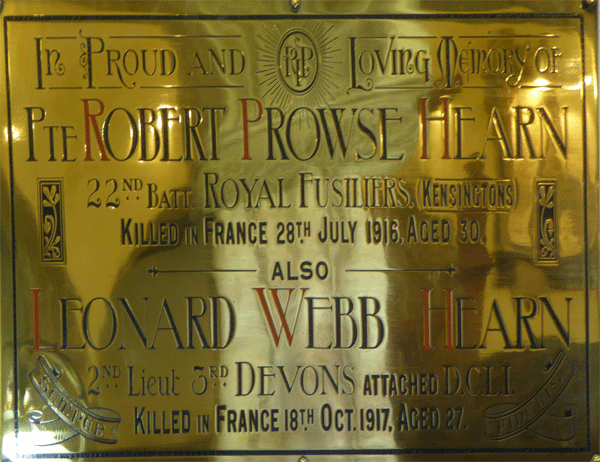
592,455 -> 600,462
298,457 -> 308,462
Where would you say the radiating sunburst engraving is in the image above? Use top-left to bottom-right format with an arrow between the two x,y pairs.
257,23 -> 341,109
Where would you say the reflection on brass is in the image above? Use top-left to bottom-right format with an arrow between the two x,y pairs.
1,1 -> 598,461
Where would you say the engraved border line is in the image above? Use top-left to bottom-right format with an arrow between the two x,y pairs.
109,35 -> 242,39
579,12 -> 591,450
458,34 -> 560,38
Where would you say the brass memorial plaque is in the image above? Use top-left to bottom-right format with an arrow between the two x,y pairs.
1,0 -> 598,460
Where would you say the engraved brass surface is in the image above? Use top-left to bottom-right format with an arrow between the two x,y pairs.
1,1 -> 598,461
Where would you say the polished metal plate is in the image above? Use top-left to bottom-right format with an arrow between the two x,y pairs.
1,1 -> 598,460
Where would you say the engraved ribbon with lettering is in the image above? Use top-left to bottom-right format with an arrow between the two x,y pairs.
484,351 -> 575,441
29,356 -> 121,444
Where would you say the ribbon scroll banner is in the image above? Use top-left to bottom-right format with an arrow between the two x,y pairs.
29,356 -> 121,445
484,351 -> 575,441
